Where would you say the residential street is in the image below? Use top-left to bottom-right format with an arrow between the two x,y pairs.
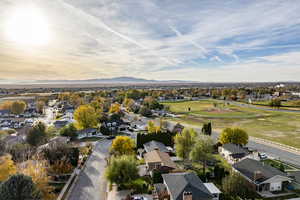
67,139 -> 112,200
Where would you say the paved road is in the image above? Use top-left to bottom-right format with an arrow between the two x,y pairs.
68,139 -> 112,200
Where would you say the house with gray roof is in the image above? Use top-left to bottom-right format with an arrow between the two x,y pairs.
153,172 -> 220,200
143,140 -> 168,153
233,158 -> 292,195
219,143 -> 249,164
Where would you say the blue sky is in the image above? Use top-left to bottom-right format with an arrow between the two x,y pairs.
1,0 -> 300,82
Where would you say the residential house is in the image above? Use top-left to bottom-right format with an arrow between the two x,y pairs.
154,172 -> 220,200
37,136 -> 70,151
219,143 -> 249,164
53,120 -> 69,129
144,150 -> 177,174
233,158 -> 292,195
77,128 -> 102,139
0,109 -> 10,118
144,140 -> 169,153
203,183 -> 222,200
164,122 -> 184,134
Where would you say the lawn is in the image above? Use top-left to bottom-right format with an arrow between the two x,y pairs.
163,100 -> 300,148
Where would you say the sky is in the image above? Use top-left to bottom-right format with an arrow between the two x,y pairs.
1,0 -> 300,82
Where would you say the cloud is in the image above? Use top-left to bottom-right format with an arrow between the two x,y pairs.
0,0 -> 300,81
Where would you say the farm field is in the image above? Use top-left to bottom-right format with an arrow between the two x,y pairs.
163,100 -> 300,148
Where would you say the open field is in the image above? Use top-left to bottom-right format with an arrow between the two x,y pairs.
163,100 -> 300,148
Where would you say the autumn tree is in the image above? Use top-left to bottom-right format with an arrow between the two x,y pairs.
110,136 -> 135,156
18,160 -> 55,200
0,174 -> 41,200
74,105 -> 98,129
0,101 -> 12,110
36,101 -> 46,114
147,121 -> 161,134
26,122 -> 48,147
269,98 -> 281,108
190,135 -> 214,175
174,128 -> 197,160
219,127 -> 249,146
0,154 -> 17,182
105,155 -> 139,189
109,103 -> 121,114
10,101 -> 26,115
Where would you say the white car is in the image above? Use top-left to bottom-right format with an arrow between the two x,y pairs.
259,153 -> 268,160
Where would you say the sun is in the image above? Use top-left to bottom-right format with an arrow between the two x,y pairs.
5,6 -> 51,46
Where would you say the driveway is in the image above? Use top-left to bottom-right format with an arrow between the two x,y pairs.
67,139 -> 112,200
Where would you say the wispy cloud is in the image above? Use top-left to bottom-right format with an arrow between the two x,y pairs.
0,0 -> 300,81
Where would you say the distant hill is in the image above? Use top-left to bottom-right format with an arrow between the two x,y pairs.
31,76 -> 193,84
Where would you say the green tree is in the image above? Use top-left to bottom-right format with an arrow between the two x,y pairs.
174,128 -> 197,160
138,106 -> 152,117
219,127 -> 248,146
201,122 -> 212,136
190,135 -> 214,175
26,122 -> 48,147
60,123 -> 77,140
0,174 -> 41,200
105,155 -> 139,189
269,98 -> 281,108
222,173 -> 257,200
110,136 -> 135,156
10,101 -> 26,115
74,105 -> 98,129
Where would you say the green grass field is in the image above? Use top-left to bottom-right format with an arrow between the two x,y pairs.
163,100 -> 300,148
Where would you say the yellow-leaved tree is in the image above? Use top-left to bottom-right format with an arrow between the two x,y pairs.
18,160 -> 55,200
0,154 -> 17,181
74,105 -> 98,129
109,103 -> 121,114
110,136 -> 135,156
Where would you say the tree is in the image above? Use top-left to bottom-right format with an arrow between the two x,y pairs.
36,101 -> 45,114
189,135 -> 214,175
143,96 -> 163,110
222,173 -> 257,199
138,106 -> 152,117
74,105 -> 98,129
10,101 -> 26,115
26,122 -> 48,147
147,121 -> 161,134
110,136 -> 135,156
6,143 -> 33,163
42,144 -> 79,167
269,98 -> 281,108
18,160 -> 55,200
0,154 -> 17,182
105,155 -> 139,189
123,98 -> 138,112
201,122 -> 212,136
0,140 -> 6,156
60,123 -> 77,140
174,128 -> 197,160
0,174 -> 41,200
219,127 -> 248,146
109,103 -> 121,114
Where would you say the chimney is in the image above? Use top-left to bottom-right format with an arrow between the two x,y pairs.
183,191 -> 192,200
253,170 -> 263,181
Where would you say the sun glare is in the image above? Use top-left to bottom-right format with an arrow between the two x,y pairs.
5,6 -> 51,46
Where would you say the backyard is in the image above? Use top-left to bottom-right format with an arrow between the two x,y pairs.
163,100 -> 300,148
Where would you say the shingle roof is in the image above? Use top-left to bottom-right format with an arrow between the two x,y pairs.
144,150 -> 177,169
162,172 -> 213,200
222,143 -> 248,155
233,158 -> 287,183
143,140 -> 168,153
